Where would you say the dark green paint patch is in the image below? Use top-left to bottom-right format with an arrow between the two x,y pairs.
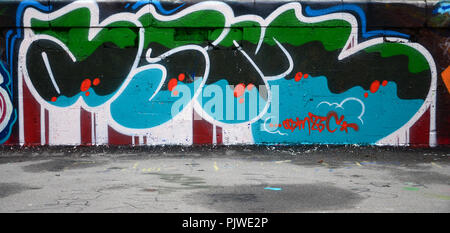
365,43 -> 430,73
139,10 -> 225,49
218,21 -> 261,47
264,10 -> 351,51
31,8 -> 138,61
31,8 -> 91,28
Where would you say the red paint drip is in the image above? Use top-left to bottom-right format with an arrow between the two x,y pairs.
193,110 -> 213,145
85,92 -> 90,97
364,92 -> 368,98
178,73 -> 185,82
409,108 -> 430,147
304,74 -> 309,79
80,79 -> 91,92
234,83 -> 246,98
247,83 -> 255,91
295,72 -> 303,82
239,98 -> 244,104
108,126 -> 132,145
51,97 -> 57,102
382,80 -> 388,86
370,80 -> 380,93
173,90 -> 179,96
168,78 -> 178,91
93,78 -> 100,86
80,108 -> 92,146
23,81 -> 41,145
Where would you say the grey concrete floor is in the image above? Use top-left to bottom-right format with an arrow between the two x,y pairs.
0,146 -> 449,213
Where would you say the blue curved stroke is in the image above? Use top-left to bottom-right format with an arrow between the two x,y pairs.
8,1 -> 52,93
16,0 -> 52,37
305,4 -> 410,39
433,2 -> 450,14
131,0 -> 185,14
0,0 -> 51,144
0,61 -> 17,144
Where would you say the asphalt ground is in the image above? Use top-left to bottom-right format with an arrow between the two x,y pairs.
0,145 -> 449,213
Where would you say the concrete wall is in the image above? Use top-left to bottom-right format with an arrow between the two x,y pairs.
0,0 -> 449,147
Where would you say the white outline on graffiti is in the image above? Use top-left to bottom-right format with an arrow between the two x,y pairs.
0,85 -> 13,133
317,97 -> 366,125
17,1 -> 437,146
263,116 -> 287,136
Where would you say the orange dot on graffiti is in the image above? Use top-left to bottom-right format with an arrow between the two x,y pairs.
93,78 -> 101,86
364,92 -> 369,98
442,66 -> 450,94
295,72 -> 303,82
234,83 -> 246,98
278,124 -> 282,127
270,123 -> 274,127
173,90 -> 179,96
85,92 -> 90,97
239,98 -> 245,104
168,78 -> 178,91
381,80 -> 388,86
247,83 -> 255,91
80,79 -> 91,92
370,80 -> 380,93
178,73 -> 185,82
51,97 -> 57,102
303,74 -> 309,79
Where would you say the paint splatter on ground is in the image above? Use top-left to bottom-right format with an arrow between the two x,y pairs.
264,187 -> 283,191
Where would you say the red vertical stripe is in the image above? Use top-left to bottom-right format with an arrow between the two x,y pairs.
23,81 -> 41,146
108,126 -> 132,145
80,108 -> 92,145
93,113 -> 97,144
216,126 -> 223,145
193,110 -> 213,145
409,108 -> 430,147
3,119 -> 19,145
45,109 -> 49,145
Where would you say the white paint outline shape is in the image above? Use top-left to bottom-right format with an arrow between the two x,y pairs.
317,97 -> 365,124
41,51 -> 61,94
108,44 -> 211,136
18,1 -> 145,144
20,2 -> 144,111
263,116 -> 287,136
191,39 -> 273,129
17,1 -> 437,146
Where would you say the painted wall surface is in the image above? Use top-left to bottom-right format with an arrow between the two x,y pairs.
0,0 -> 449,147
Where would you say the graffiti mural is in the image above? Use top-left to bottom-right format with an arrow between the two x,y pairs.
0,61 -> 15,144
0,0 -> 448,146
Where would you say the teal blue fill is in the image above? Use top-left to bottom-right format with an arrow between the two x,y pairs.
197,79 -> 268,124
251,76 -> 424,145
50,88 -> 114,107
110,67 -> 202,129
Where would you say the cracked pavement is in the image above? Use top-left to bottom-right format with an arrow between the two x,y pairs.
0,146 -> 449,213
